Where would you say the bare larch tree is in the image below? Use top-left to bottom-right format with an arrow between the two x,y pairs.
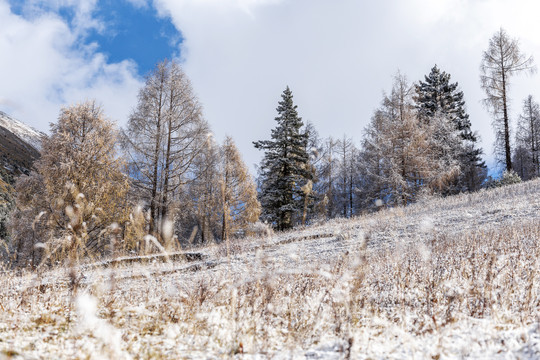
513,95 -> 540,179
480,28 -> 535,171
123,60 -> 209,238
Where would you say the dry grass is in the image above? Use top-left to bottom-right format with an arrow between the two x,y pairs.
1,180 -> 540,358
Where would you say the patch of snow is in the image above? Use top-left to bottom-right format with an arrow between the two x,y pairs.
0,111 -> 46,151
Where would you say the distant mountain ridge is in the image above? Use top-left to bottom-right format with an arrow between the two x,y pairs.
0,111 -> 45,151
0,111 -> 44,177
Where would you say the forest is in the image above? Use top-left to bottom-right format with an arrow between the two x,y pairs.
1,27 -> 539,268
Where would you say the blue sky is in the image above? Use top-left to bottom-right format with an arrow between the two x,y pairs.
2,0 -> 540,176
8,0 -> 181,77
82,0 -> 181,76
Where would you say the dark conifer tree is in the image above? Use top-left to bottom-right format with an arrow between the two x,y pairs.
416,65 -> 487,191
254,87 -> 311,230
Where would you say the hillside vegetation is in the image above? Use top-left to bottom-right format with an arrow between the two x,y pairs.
0,125 -> 39,177
0,111 -> 43,177
1,180 -> 540,359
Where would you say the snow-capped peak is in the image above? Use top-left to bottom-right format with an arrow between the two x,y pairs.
0,111 -> 46,151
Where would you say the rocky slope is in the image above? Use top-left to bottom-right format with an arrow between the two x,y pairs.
0,111 -> 44,176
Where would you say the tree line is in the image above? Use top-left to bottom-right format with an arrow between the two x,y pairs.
8,60 -> 260,267
255,28 -> 539,230
255,68 -> 486,230
3,28 -> 539,266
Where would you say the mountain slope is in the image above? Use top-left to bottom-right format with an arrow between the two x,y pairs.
0,111 -> 43,176
2,180 -> 540,358
0,111 -> 45,151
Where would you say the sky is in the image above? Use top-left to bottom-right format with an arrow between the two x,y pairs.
2,0 -> 540,175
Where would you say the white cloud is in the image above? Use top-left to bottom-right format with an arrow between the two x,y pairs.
0,0 -> 142,131
3,0 -> 540,174
11,0 -> 104,35
153,0 -> 540,172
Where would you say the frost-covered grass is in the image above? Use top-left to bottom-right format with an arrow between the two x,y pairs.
2,180 -> 540,359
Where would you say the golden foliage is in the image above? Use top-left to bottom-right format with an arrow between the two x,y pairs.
220,136 -> 261,240
12,101 -> 129,265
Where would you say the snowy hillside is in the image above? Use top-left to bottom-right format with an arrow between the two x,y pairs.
0,111 -> 45,151
2,180 -> 540,358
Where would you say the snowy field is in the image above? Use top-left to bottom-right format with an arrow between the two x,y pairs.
2,180 -> 540,359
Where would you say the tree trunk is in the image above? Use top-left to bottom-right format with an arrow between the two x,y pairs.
161,92 -> 174,224
349,172 -> 353,218
501,61 -> 512,172
221,212 -> 228,242
221,165 -> 229,241
528,99 -> 538,177
150,79 -> 165,236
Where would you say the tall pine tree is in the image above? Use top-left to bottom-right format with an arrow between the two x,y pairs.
415,65 -> 487,192
254,87 -> 311,230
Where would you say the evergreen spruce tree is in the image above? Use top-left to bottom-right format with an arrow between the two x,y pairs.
254,87 -> 311,230
415,65 -> 487,192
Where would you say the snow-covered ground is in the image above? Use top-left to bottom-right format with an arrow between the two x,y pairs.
1,180 -> 540,359
0,111 -> 45,151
